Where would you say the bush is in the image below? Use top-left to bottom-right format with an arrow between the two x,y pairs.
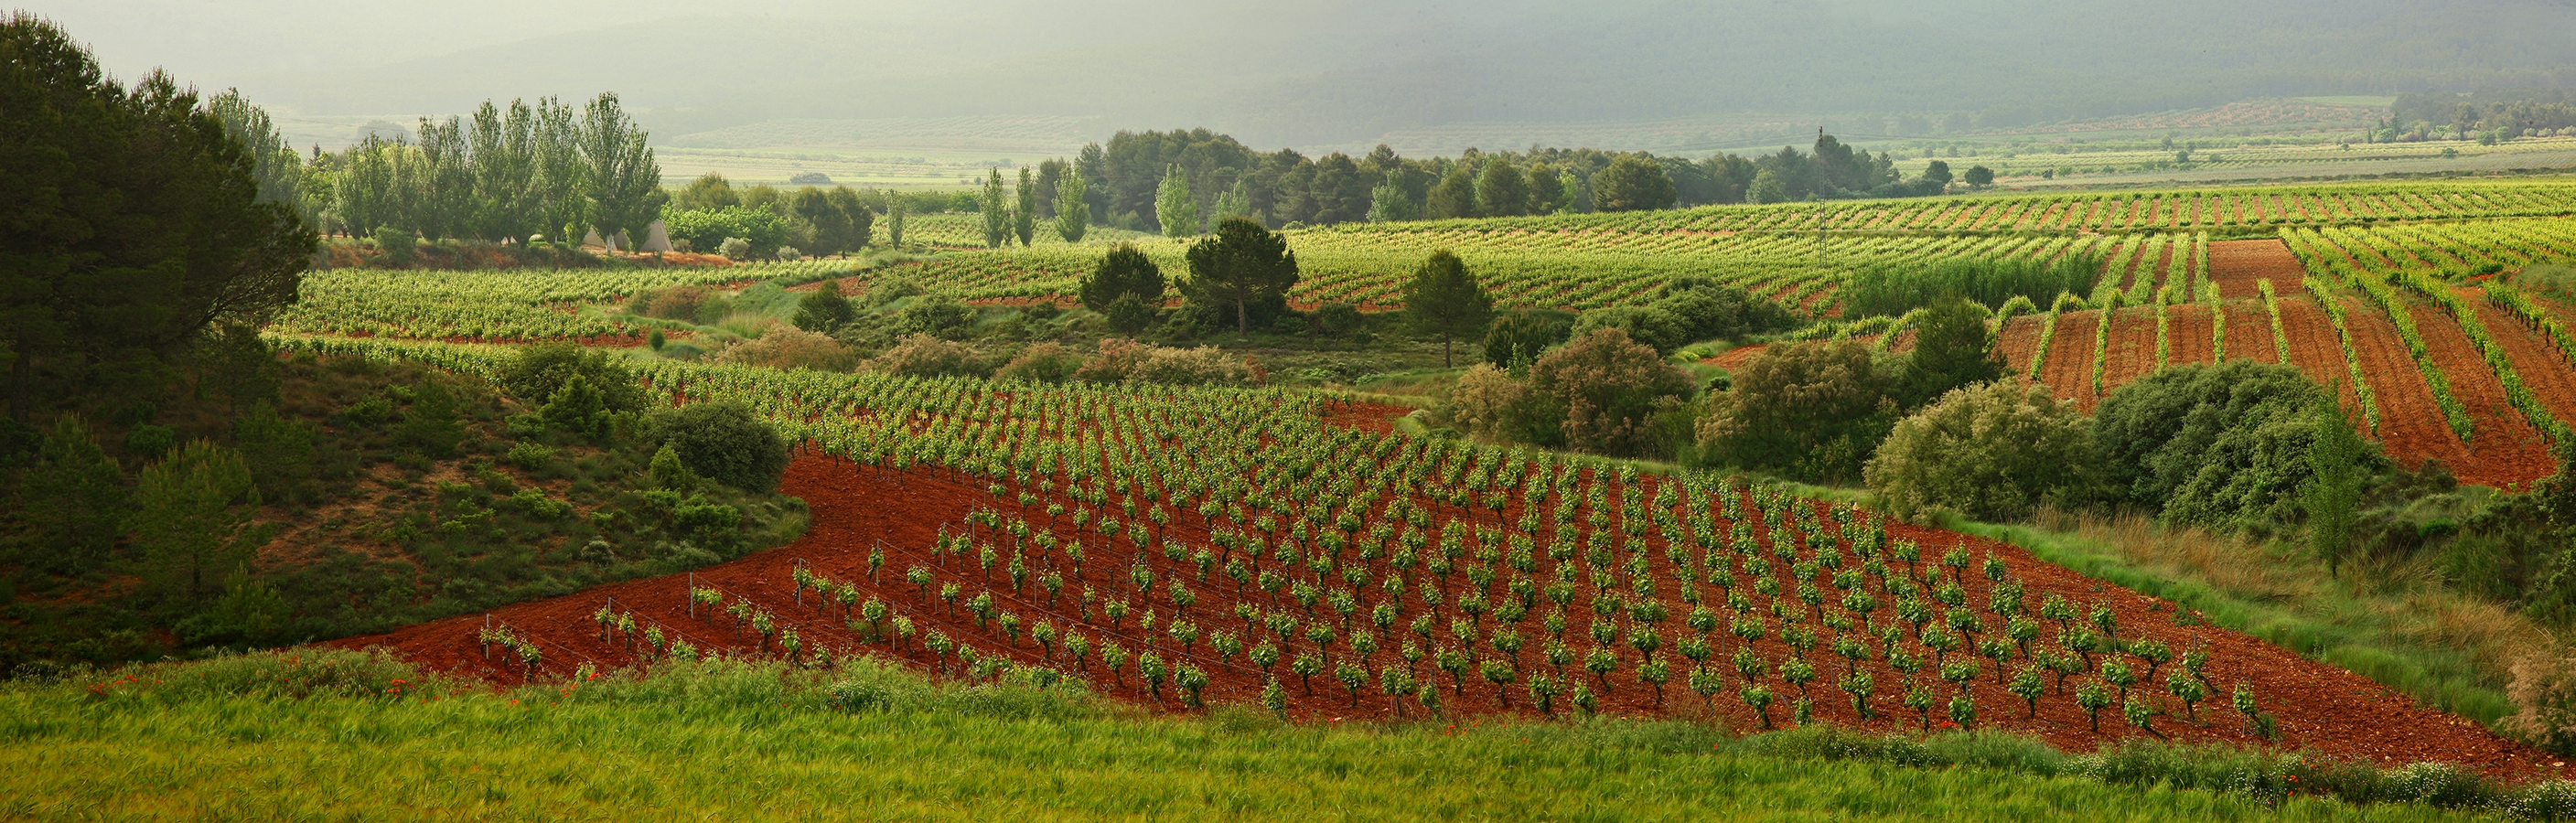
642,286 -> 713,321
2092,360 -> 2342,527
1445,364 -> 1549,444
1529,328 -> 1694,455
994,343 -> 1082,384
717,326 -> 858,371
1654,278 -> 1794,342
1483,309 -> 1575,368
1128,345 -> 1261,387
870,334 -> 989,379
1068,338 -> 1261,387
1698,339 -> 1903,482
662,205 -> 789,259
502,344 -> 646,413
1865,379 -> 2094,522
1313,303 -> 1364,337
647,401 -> 789,493
898,294 -> 976,338
865,275 -> 926,306
1572,305 -> 1689,355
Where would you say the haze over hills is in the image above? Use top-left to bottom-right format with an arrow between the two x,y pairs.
31,0 -> 2576,152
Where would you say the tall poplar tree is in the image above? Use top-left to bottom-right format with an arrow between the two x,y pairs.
1156,165 -> 1199,237
1014,167 -> 1037,247
1054,166 -> 1089,242
981,168 -> 1008,248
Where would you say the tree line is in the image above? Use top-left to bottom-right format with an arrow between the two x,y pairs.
213,92 -> 665,251
1015,129 -> 1961,236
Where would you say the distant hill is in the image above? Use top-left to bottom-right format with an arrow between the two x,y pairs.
60,0 -> 2576,150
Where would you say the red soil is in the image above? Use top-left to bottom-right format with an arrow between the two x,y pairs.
2403,295 -> 2556,488
2222,302 -> 2280,365
2338,294 -> 2482,479
1316,401 -> 1413,436
1993,315 -> 2044,377
2275,295 -> 2365,416
2094,308 -> 2160,412
2166,304 -> 2217,369
1701,344 -> 1770,371
2206,240 -> 2305,301
2474,288 -> 2576,440
334,453 -> 2576,780
2037,310 -> 2100,404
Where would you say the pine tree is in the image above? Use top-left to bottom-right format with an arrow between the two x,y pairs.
1156,165 -> 1199,238
14,416 -> 127,574
1182,218 -> 1299,335
1055,166 -> 1089,243
1403,251 -> 1495,366
1476,157 -> 1530,218
130,441 -> 260,606
982,168 -> 1009,248
1426,165 -> 1478,219
1014,167 -> 1037,247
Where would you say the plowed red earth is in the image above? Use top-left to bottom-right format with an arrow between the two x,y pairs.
2277,296 -> 2366,417
2338,294 -> 2483,479
2222,302 -> 2280,364
2094,308 -> 2159,412
2167,305 -> 2216,369
1994,315 -> 2044,376
335,453 -> 2573,779
2402,294 -> 2555,488
2206,240 -> 2307,301
2037,311 -> 2099,404
2474,288 -> 2576,443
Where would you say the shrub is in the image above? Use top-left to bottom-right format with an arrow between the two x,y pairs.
1129,345 -> 1261,387
1571,305 -> 1689,354
1444,364 -> 1548,444
1073,338 -> 1154,384
1654,278 -> 1795,342
2091,360 -> 2343,527
1698,339 -> 1903,482
648,401 -> 789,493
790,279 -> 856,333
870,334 -> 989,379
643,285 -> 717,322
1313,303 -> 1364,337
865,275 -> 926,306
993,343 -> 1083,384
718,326 -> 858,372
504,344 -> 647,413
1529,328 -> 1694,455
898,294 -> 977,338
719,237 -> 751,259
1483,309 -> 1576,368
1080,243 -> 1165,315
1865,379 -> 2094,522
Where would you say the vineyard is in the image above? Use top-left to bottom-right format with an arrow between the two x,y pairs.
271,180 -> 2576,489
301,335 -> 2571,776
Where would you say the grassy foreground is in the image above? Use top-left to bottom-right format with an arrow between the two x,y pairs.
0,652 -> 2560,821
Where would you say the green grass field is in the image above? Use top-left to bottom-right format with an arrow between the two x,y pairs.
0,652 -> 2532,822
